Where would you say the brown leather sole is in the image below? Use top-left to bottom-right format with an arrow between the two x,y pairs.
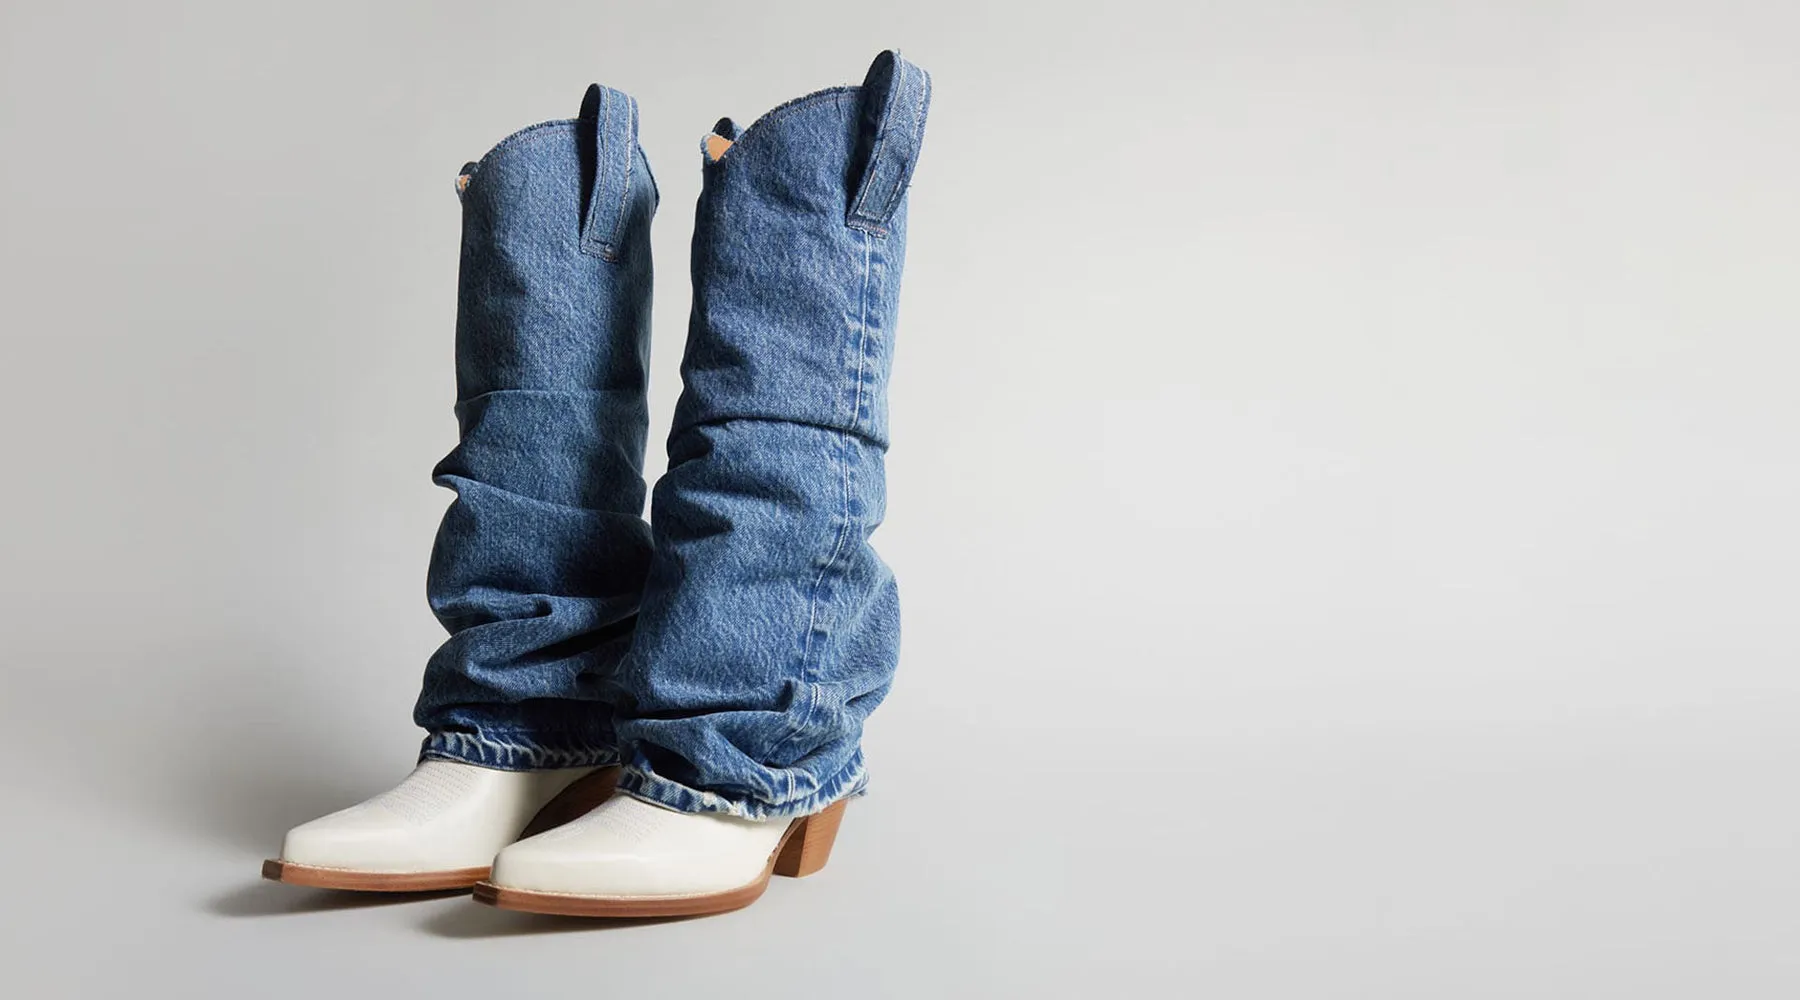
472,797 -> 847,918
260,764 -> 622,893
259,859 -> 490,892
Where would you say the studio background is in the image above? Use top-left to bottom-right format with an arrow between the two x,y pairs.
2,1 -> 1796,996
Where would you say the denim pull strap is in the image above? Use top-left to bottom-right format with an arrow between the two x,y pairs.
577,83 -> 640,262
846,50 -> 932,235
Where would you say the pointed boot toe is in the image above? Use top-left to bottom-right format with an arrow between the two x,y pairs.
475,794 -> 848,917
262,759 -> 619,892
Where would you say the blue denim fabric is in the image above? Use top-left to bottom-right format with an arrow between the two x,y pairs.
414,85 -> 657,770
608,51 -> 931,819
412,52 -> 929,819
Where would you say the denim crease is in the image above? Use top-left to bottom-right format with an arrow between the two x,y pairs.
413,84 -> 658,771
607,51 -> 931,819
408,53 -> 930,814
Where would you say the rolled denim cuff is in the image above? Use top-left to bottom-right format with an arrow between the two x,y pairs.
420,729 -> 618,772
616,746 -> 870,821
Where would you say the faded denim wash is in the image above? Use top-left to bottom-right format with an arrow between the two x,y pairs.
609,52 -> 931,819
414,84 -> 657,769
414,52 -> 930,820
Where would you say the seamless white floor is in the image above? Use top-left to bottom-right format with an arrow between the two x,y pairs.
4,2 -> 1797,997
7,686 -> 1797,996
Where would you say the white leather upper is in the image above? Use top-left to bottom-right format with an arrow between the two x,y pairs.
488,793 -> 789,897
279,759 -> 595,873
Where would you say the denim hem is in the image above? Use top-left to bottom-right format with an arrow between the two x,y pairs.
617,749 -> 870,821
419,730 -> 619,772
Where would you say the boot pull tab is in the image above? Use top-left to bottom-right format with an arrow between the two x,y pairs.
847,50 -> 932,236
577,83 -> 640,263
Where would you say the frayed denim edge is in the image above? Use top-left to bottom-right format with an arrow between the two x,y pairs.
618,749 -> 871,820
419,730 -> 619,772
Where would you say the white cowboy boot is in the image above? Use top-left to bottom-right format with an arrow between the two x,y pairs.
262,759 -> 618,891
475,793 -> 847,917
473,50 -> 929,921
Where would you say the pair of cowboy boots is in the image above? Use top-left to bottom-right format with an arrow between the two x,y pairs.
262,50 -> 930,918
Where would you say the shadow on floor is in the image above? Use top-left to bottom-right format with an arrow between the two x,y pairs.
207,881 -> 467,917
419,901 -> 692,938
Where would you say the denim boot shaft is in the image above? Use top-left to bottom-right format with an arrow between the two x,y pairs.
610,51 -> 931,818
415,85 -> 657,770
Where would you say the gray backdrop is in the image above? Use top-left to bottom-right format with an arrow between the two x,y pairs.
2,1 -> 1796,996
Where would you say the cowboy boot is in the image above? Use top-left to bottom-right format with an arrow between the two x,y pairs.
481,50 -> 930,917
264,82 -> 656,891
